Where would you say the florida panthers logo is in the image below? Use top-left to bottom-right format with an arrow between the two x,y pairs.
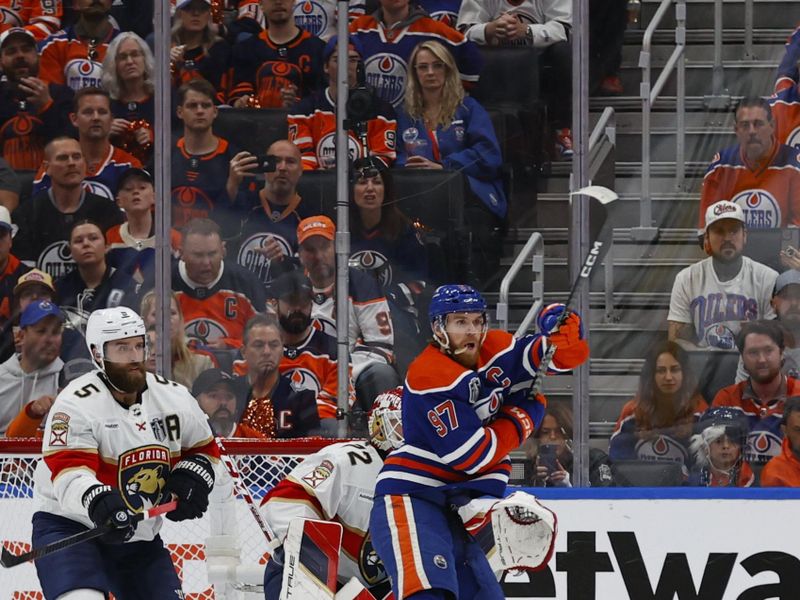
359,534 -> 388,585
286,367 -> 322,397
64,58 -> 103,91
704,323 -> 736,350
184,318 -> 228,345
293,0 -> 329,37
746,430 -> 782,464
364,54 -> 407,108
316,133 -> 361,168
731,189 -> 781,229
636,434 -> 688,464
787,126 -> 800,151
349,250 -> 392,287
118,445 -> 170,512
237,233 -> 292,284
38,241 -> 75,280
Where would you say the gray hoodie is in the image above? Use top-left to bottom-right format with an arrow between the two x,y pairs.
0,354 -> 63,435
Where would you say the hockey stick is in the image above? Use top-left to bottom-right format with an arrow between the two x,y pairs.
214,436 -> 280,551
0,499 -> 178,568
529,186 -> 618,396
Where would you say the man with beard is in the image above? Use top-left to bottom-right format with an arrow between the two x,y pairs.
31,306 -> 219,599
761,397 -> 800,486
0,299 -> 63,435
192,367 -> 264,438
262,269 -> 350,429
38,0 -> 120,91
712,320 -> 800,469
697,96 -> 800,230
0,27 -> 74,171
221,139 -> 310,293
735,269 -> 800,381
233,314 -> 320,437
669,200 -> 778,351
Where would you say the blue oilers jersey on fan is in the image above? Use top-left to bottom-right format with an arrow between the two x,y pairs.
418,0 -> 462,27
350,223 -> 428,288
376,329 -> 561,500
349,6 -> 482,107
218,190 -> 314,290
775,26 -> 800,93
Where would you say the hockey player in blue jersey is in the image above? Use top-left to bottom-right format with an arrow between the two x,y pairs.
369,284 -> 589,599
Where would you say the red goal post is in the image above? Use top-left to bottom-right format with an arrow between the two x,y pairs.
0,437 -> 340,600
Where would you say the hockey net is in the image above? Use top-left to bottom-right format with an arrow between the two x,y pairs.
0,437 -> 338,600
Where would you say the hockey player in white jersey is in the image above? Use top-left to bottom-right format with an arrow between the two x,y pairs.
259,387 -> 404,599
31,306 -> 219,599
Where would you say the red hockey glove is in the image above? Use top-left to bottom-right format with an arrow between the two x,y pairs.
549,311 -> 589,370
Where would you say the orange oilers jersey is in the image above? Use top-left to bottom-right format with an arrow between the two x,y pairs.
229,28 -> 325,108
698,141 -> 800,229
37,24 -> 119,90
280,327 -> 354,420
172,260 -> 267,350
760,437 -> 800,487
288,88 -> 396,169
0,0 -> 62,41
770,84 -> 800,151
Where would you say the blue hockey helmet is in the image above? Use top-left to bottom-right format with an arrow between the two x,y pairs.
428,284 -> 487,322
696,406 -> 748,447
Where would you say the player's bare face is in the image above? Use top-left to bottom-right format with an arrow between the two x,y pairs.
69,223 -> 106,267
182,232 -> 224,285
741,333 -> 782,385
413,49 -> 446,94
298,236 -> 335,285
45,140 -> 86,188
20,316 -> 63,369
115,38 -> 145,83
443,312 -> 485,368
353,173 -> 385,213
72,95 -> 112,141
263,0 -> 292,24
103,336 -> 147,394
265,141 -> 302,198
708,434 -> 740,471
178,90 -> 217,132
0,37 -> 38,81
772,285 -> 800,327
179,1 -> 211,31
706,219 -> 745,263
244,324 -> 283,376
653,351 -> 683,396
735,106 -> 774,163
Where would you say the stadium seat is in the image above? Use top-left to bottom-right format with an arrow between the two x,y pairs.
611,460 -> 684,487
213,108 -> 289,156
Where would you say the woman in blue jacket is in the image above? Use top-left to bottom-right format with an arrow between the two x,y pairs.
396,40 -> 507,286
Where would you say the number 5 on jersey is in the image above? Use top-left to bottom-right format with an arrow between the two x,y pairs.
428,400 -> 459,437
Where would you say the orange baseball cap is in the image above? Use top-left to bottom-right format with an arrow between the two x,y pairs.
297,215 -> 335,245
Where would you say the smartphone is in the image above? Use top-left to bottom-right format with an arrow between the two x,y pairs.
538,444 -> 559,472
257,154 -> 277,173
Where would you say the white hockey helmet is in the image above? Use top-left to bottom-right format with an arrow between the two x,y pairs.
368,387 -> 404,452
85,307 -> 147,368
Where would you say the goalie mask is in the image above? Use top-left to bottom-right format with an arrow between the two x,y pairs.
368,387 -> 404,452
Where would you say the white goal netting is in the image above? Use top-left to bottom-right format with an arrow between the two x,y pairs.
0,438 -> 335,600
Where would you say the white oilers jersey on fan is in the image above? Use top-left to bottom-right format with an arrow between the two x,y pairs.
33,370 -> 218,542
457,0 -> 571,47
260,440 -> 389,589
668,256 -> 778,350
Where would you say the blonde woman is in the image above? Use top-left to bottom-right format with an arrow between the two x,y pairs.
140,290 -> 215,389
397,40 -> 507,284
